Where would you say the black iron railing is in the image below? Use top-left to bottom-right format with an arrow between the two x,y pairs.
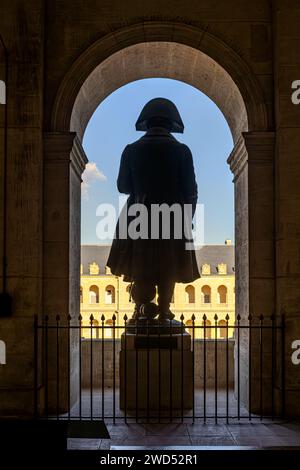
34,314 -> 285,423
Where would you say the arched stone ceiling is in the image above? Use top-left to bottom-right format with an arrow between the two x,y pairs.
70,42 -> 248,143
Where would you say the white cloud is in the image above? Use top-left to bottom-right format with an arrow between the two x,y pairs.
81,162 -> 107,200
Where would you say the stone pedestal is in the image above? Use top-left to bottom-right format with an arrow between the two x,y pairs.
120,332 -> 193,411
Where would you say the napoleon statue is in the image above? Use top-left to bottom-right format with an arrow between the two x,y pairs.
107,98 -> 200,326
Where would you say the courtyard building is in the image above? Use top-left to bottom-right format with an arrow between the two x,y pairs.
80,242 -> 235,339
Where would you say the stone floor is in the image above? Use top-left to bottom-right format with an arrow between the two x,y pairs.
67,421 -> 300,449
66,388 -> 300,450
68,387 -> 250,421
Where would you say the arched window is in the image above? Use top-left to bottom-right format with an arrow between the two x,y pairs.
185,285 -> 195,303
105,285 -> 115,304
80,286 -> 83,303
217,285 -> 227,303
201,285 -> 211,304
202,319 -> 212,339
218,319 -> 227,339
89,285 -> 99,304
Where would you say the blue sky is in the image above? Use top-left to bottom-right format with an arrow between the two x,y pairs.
82,78 -> 234,245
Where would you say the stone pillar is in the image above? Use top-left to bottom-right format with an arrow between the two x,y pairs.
0,3 -> 44,415
273,0 -> 300,417
228,131 -> 275,414
41,132 -> 88,414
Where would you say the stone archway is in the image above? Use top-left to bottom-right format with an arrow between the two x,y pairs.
43,22 -> 275,413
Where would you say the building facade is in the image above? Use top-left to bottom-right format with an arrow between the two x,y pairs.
80,242 -> 235,339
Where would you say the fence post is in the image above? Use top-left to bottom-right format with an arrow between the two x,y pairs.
34,314 -> 38,418
237,314 -> 241,420
281,313 -> 286,418
191,314 -> 195,424
248,314 -> 252,420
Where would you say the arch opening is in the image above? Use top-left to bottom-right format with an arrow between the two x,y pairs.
44,23 -> 271,417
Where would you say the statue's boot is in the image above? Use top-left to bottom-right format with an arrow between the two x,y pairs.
158,308 -> 175,321
158,309 -> 183,332
129,303 -> 142,322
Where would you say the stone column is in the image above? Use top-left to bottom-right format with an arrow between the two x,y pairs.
0,3 -> 44,415
228,131 -> 275,414
273,0 -> 300,417
41,132 -> 88,414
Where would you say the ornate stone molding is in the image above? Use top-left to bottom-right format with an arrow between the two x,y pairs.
243,131 -> 275,164
71,136 -> 88,180
44,132 -> 77,157
227,135 -> 248,181
44,132 -> 88,180
228,131 -> 275,181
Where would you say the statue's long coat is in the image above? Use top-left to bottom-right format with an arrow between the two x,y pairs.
107,128 -> 200,283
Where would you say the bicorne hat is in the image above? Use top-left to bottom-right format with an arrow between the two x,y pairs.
135,97 -> 184,133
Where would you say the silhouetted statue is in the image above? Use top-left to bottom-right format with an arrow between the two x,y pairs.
107,98 -> 200,326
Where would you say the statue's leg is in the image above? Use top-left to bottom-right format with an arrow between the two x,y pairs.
130,281 -> 156,319
157,281 -> 176,320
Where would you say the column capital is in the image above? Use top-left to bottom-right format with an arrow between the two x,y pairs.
227,131 -> 275,180
242,131 -> 275,162
71,136 -> 89,179
43,131 -> 88,179
227,135 -> 247,181
44,131 -> 77,156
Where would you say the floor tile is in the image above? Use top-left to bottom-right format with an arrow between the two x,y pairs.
107,423 -> 146,437
233,436 -> 285,447
266,423 -> 300,437
226,423 -> 274,436
145,436 -> 191,446
190,436 -> 236,446
144,423 -> 189,436
99,437 -> 147,449
187,424 -> 231,437
279,435 -> 300,446
67,438 -> 101,450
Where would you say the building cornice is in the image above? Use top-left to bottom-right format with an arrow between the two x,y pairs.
227,131 -> 275,181
44,131 -> 88,180
227,135 -> 248,182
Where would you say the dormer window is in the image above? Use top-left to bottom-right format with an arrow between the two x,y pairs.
89,262 -> 99,275
217,263 -> 227,275
202,264 -> 211,275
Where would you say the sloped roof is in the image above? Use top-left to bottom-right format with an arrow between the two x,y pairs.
81,244 -> 235,275
194,245 -> 235,274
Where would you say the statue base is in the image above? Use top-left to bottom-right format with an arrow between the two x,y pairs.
126,318 -> 183,335
119,331 -> 193,412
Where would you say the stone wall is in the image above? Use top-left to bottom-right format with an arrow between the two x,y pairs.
0,0 -> 300,417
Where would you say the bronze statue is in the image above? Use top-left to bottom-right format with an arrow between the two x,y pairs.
107,98 -> 200,327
